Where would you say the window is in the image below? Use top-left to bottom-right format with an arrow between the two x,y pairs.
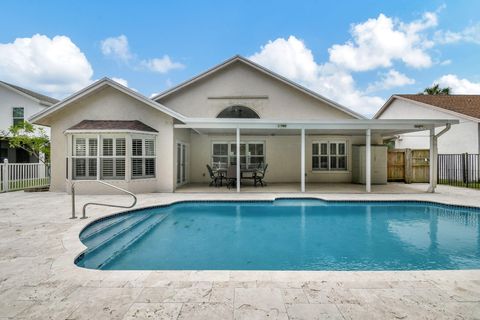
12,107 -> 24,126
212,142 -> 265,169
312,141 -> 347,171
72,137 -> 97,179
131,137 -> 156,179
212,143 -> 228,168
100,137 -> 126,179
217,106 -> 260,119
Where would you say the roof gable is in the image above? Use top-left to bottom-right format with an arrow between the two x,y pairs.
29,78 -> 186,125
153,55 -> 365,119
0,81 -> 58,106
375,94 -> 480,121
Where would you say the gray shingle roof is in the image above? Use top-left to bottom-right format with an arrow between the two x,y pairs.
67,120 -> 158,132
0,81 -> 59,105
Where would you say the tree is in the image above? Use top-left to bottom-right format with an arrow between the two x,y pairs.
0,121 -> 50,165
423,84 -> 451,95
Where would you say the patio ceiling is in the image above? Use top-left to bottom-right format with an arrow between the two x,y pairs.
174,118 -> 459,136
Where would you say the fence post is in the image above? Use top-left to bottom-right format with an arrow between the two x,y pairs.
463,153 -> 469,187
2,159 -> 8,192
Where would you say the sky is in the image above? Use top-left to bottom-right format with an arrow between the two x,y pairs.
1,0 -> 480,117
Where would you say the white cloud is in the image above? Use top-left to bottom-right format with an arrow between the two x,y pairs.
329,12 -> 437,71
0,34 -> 93,98
249,36 -> 384,117
366,69 -> 415,92
435,23 -> 480,44
436,74 -> 480,93
111,77 -> 128,87
100,35 -> 132,62
142,55 -> 185,74
439,59 -> 452,66
100,35 -> 184,74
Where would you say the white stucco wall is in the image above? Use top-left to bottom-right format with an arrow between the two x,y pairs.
44,86 -> 175,194
0,85 -> 50,135
378,99 -> 480,154
157,61 -> 357,120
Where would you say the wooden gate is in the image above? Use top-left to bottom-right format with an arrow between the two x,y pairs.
387,150 -> 405,181
411,149 -> 430,183
387,149 -> 429,183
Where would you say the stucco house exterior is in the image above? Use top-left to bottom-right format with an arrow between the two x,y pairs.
0,81 -> 57,162
374,95 -> 480,154
30,56 -> 456,194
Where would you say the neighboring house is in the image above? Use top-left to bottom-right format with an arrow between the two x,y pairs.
0,81 -> 58,163
374,95 -> 480,154
29,56 -> 456,194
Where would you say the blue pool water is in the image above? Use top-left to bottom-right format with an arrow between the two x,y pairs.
75,199 -> 480,271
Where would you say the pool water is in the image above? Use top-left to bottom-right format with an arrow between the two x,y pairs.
76,199 -> 480,271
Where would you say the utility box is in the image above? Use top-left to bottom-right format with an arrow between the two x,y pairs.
352,145 -> 388,184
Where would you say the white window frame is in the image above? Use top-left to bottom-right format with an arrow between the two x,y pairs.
71,135 -> 98,180
100,135 -> 126,180
312,140 -> 348,171
211,141 -> 265,169
131,135 -> 156,179
12,107 -> 24,126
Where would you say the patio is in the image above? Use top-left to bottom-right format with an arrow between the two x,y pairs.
1,186 -> 480,319
176,182 -> 433,194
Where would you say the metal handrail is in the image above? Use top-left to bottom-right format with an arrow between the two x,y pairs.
71,180 -> 137,219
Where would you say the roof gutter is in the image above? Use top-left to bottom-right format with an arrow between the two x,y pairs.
435,123 -> 451,139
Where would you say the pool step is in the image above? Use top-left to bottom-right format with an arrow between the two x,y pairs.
81,214 -> 152,249
80,215 -> 132,241
77,213 -> 168,269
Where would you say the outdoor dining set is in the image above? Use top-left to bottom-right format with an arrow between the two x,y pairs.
206,163 -> 268,188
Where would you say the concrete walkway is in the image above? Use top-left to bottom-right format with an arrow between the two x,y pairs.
1,186 -> 480,319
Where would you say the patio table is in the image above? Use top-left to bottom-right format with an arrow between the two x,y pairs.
214,167 -> 258,186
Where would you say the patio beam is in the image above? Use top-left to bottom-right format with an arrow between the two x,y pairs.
301,128 -> 305,192
366,128 -> 371,193
236,127 -> 240,193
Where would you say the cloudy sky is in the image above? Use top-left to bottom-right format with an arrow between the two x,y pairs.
1,0 -> 479,117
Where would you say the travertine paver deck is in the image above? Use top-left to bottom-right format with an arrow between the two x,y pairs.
1,184 -> 480,319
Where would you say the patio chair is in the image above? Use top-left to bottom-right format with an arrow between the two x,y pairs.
206,164 -> 220,187
254,164 -> 268,187
226,166 -> 238,189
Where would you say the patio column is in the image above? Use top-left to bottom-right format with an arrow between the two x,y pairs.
301,128 -> 305,192
428,128 -> 436,193
236,127 -> 240,193
366,128 -> 371,193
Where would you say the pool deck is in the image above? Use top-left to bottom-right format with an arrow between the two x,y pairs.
1,184 -> 480,319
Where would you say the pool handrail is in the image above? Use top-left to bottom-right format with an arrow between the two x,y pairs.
71,180 -> 137,219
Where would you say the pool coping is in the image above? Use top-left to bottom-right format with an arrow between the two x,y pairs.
56,194 -> 480,282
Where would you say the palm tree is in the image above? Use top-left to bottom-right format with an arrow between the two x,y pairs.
423,84 -> 451,95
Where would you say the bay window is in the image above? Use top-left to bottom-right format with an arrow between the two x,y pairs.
312,141 -> 347,171
70,134 -> 156,180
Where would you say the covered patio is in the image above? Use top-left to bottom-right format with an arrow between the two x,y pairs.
175,118 -> 458,193
176,182 -> 432,194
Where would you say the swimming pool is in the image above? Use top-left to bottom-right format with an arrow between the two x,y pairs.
75,199 -> 480,271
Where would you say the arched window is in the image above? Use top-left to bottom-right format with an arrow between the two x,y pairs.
217,105 -> 260,119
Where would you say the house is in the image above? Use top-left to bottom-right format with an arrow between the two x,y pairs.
0,81 -> 58,163
29,56 -> 457,194
374,95 -> 480,154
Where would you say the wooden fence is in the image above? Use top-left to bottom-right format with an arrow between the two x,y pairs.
0,161 -> 50,192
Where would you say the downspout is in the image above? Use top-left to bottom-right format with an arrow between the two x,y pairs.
428,123 -> 452,192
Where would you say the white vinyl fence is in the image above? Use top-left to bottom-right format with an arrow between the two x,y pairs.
0,160 -> 50,192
